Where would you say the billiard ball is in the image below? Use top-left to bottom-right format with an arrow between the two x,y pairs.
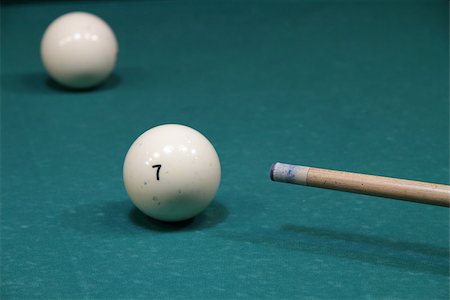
40,12 -> 118,89
123,124 -> 221,222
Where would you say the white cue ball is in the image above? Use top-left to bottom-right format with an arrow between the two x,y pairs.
40,12 -> 118,89
123,124 -> 221,222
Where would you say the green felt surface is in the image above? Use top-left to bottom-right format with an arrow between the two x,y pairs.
1,0 -> 449,299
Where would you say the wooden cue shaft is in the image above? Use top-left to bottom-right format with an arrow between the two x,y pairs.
270,162 -> 450,207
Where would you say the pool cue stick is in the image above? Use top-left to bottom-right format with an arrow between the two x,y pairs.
270,162 -> 450,207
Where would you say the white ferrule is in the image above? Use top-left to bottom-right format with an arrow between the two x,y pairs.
271,163 -> 310,185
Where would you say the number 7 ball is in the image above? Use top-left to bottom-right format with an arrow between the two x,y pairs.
123,124 -> 221,222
